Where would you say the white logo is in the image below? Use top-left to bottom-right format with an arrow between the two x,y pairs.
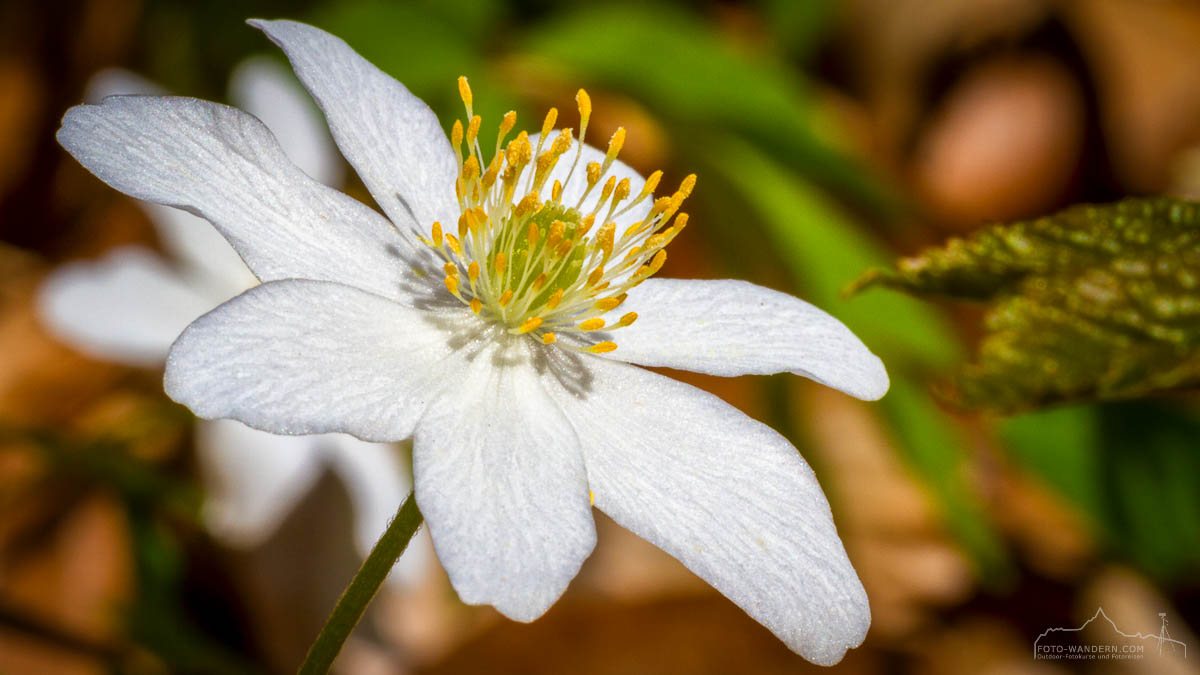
1034,607 -> 1187,661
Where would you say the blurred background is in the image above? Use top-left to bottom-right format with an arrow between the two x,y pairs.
2,0 -> 1199,673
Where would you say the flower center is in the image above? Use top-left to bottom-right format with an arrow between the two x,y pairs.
421,77 -> 695,353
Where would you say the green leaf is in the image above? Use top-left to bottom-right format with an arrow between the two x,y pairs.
855,198 -> 1200,411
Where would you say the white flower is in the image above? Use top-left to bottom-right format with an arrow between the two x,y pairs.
42,58 -> 430,585
56,19 -> 889,666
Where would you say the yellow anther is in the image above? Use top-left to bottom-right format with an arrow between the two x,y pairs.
527,221 -> 540,246
451,120 -> 464,152
578,214 -> 596,238
457,76 -> 473,109
542,332 -> 557,345
551,128 -> 573,155
586,266 -> 605,287
552,180 -> 564,203
444,262 -> 459,277
498,289 -> 514,306
457,211 -> 471,238
431,221 -> 443,247
649,249 -> 667,273
461,155 -> 480,182
639,170 -> 662,199
595,222 -> 615,258
541,107 -> 558,139
515,192 -> 540,217
444,275 -> 459,296
586,162 -> 602,186
466,114 -> 481,146
673,212 -> 689,232
597,175 -> 616,205
678,173 -> 697,198
594,295 -> 626,311
470,298 -> 482,314
499,110 -> 517,138
617,311 -> 638,327
606,127 -> 626,162
467,261 -> 480,283
576,89 -> 592,133
547,220 -> 566,248
532,273 -> 548,291
445,234 -> 462,256
494,252 -> 508,277
589,341 -> 618,354
613,177 -> 631,205
579,318 -> 605,331
623,246 -> 642,263
546,288 -> 564,310
555,239 -> 573,258
519,316 -> 544,333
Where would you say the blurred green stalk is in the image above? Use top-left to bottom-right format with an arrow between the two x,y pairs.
299,494 -> 424,675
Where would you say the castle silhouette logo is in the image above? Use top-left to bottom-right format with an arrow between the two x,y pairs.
1033,607 -> 1188,661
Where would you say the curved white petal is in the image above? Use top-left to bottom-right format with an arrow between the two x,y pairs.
196,418 -> 324,547
603,279 -> 889,401
413,346 -> 594,621
527,133 -> 650,230
320,436 -> 431,587
165,279 -> 472,442
57,95 -> 423,303
251,19 -> 458,235
229,55 -> 344,188
38,247 -> 215,367
545,357 -> 870,666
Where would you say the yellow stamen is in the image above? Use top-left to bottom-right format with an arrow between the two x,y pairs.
444,275 -> 459,296
594,295 -> 626,311
617,311 -> 638,327
498,289 -> 514,306
542,332 -> 557,345
457,76 -> 473,109
431,222 -> 443,247
589,341 -> 618,353
579,318 -> 605,331
470,298 -> 482,314
519,316 -> 543,333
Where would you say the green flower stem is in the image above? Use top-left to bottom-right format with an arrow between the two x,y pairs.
298,493 -> 423,675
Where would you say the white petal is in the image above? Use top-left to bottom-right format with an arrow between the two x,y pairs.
251,19 -> 458,234
57,95 -> 423,303
38,247 -> 215,367
165,279 -> 471,442
320,436 -> 431,587
527,133 -> 649,230
229,55 -> 344,188
545,357 -> 870,666
413,346 -> 594,621
603,279 -> 889,401
196,418 -> 324,547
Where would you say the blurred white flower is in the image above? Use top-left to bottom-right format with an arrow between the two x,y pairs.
57,20 -> 889,665
41,58 -> 429,585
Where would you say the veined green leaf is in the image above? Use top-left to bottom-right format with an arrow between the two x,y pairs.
855,198 -> 1200,411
